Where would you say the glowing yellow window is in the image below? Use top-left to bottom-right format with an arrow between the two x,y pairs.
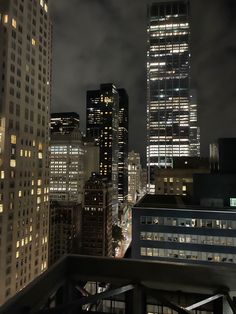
18,190 -> 22,197
1,171 -> 4,179
16,241 -> 20,248
38,179 -> 42,186
11,135 -> 16,144
182,185 -> 186,191
40,0 -> 44,7
10,159 -> 16,167
3,15 -> 8,24
38,152 -> 43,159
12,18 -> 17,28
0,204 -> 3,213
44,4 -> 48,12
20,149 -> 23,156
32,38 -> 36,46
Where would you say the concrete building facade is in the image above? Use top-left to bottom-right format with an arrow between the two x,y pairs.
0,0 -> 51,303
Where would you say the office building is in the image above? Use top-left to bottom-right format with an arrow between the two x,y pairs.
132,194 -> 236,265
81,174 -> 113,257
146,1 -> 200,191
128,151 -> 142,205
86,84 -> 120,216
50,112 -> 80,134
50,115 -> 84,203
155,157 -> 209,196
0,0 -> 51,303
49,113 -> 84,264
117,89 -> 129,204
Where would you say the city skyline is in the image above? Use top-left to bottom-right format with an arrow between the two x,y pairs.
51,0 -> 236,163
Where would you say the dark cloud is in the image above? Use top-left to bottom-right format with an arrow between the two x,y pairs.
50,0 -> 236,163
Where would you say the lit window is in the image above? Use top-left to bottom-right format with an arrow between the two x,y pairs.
20,150 -> 23,156
1,171 -> 4,179
18,191 -> 22,197
10,159 -> 16,167
230,198 -> 236,207
40,0 -> 44,7
44,3 -> 48,12
3,15 -> 8,24
182,186 -> 186,191
12,18 -> 17,28
11,135 -> 16,144
16,241 -> 20,248
32,38 -> 36,46
38,152 -> 43,159
0,204 -> 3,213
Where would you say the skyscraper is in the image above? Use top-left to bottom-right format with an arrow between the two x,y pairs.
146,0 -> 200,191
0,0 -> 51,303
117,89 -> 129,204
128,151 -> 142,205
87,84 -> 120,217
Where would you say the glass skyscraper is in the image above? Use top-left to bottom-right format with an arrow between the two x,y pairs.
147,0 -> 200,191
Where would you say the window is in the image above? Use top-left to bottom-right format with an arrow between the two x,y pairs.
11,135 -> 16,144
230,198 -> 236,207
12,18 -> 17,28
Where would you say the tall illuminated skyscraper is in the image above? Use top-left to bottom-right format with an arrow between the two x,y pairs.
87,84 -> 119,216
147,0 -> 200,191
117,89 -> 129,204
0,0 -> 51,303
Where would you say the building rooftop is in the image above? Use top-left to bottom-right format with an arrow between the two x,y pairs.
134,194 -> 236,213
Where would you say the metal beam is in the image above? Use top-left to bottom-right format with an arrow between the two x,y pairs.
36,284 -> 134,314
142,286 -> 191,314
185,293 -> 224,311
225,293 -> 236,314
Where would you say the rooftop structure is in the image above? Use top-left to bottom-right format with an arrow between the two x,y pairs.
0,255 -> 236,314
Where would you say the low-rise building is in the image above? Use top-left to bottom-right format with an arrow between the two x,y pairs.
132,194 -> 236,265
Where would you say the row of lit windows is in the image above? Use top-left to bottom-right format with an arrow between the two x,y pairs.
140,232 -> 235,247
140,216 -> 236,229
141,247 -> 236,263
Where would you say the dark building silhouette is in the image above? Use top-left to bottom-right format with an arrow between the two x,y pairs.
49,202 -> 81,266
81,174 -> 113,257
194,138 -> 236,207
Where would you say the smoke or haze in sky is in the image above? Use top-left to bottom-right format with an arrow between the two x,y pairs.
50,0 -> 236,163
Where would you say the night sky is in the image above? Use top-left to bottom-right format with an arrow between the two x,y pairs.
50,0 -> 236,163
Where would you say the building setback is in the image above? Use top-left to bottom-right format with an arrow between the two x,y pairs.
81,175 -> 113,257
146,0 -> 200,191
0,0 -> 51,304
